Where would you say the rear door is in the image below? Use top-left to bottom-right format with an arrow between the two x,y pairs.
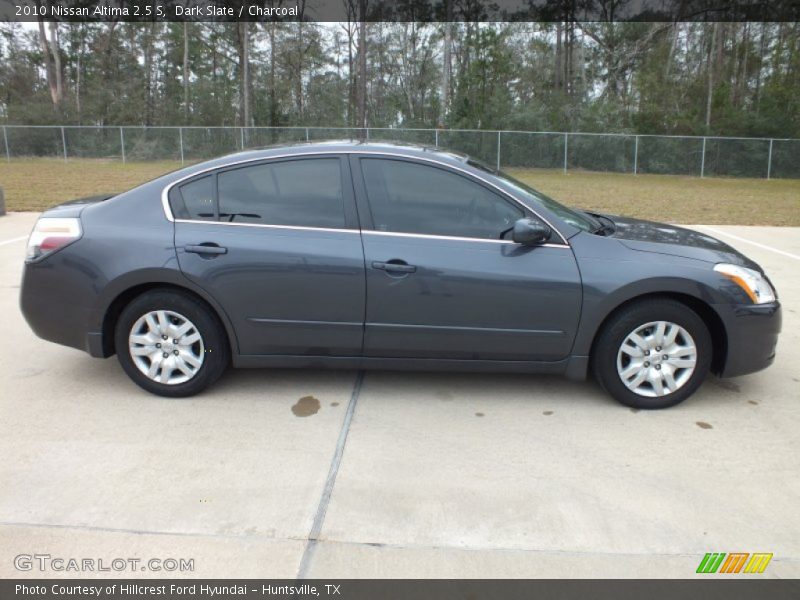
351,155 -> 582,362
172,155 -> 366,357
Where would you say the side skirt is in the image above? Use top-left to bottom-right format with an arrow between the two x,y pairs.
232,354 -> 590,380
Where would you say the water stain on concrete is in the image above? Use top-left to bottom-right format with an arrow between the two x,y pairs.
292,395 -> 321,417
543,411 -> 554,416
696,421 -> 713,430
330,402 -> 340,407
475,412 -> 485,417
714,379 -> 741,393
748,400 -> 759,405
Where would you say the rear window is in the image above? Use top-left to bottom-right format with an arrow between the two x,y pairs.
217,158 -> 346,228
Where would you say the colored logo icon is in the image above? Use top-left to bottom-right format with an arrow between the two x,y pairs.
697,553 -> 773,574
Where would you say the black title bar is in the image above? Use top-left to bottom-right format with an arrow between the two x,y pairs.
3,580 -> 800,600
1,0 -> 799,22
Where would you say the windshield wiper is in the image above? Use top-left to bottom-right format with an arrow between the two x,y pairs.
589,213 -> 616,236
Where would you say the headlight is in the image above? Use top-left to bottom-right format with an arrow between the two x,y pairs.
714,263 -> 776,304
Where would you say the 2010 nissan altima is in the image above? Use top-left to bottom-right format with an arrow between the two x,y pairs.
20,142 -> 781,408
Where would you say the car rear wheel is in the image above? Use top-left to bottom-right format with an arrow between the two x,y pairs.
115,290 -> 229,397
592,299 -> 712,409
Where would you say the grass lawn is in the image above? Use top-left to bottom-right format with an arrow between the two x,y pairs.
1,158 -> 798,225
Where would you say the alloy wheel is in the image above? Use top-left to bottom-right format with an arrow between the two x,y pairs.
128,310 -> 205,385
616,320 -> 697,397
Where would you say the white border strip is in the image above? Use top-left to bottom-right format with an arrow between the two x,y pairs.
697,226 -> 800,261
0,235 -> 27,247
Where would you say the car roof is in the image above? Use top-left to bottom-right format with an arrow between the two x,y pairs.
173,140 -> 474,177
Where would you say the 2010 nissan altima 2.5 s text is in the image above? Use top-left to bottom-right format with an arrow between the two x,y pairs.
20,142 -> 782,409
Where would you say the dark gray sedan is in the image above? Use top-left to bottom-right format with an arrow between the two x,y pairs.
20,142 -> 781,408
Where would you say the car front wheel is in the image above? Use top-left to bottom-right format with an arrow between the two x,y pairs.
592,299 -> 712,409
115,289 -> 229,397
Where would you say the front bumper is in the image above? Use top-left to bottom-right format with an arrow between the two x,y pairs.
713,301 -> 782,378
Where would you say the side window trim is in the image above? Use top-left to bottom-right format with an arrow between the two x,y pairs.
173,155 -> 358,232
170,174 -> 217,221
211,171 -> 219,220
354,155 -> 528,241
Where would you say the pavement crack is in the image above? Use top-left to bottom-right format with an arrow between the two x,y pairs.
296,370 -> 365,580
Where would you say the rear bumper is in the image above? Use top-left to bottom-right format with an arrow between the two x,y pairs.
20,260 -> 103,357
714,301 -> 782,378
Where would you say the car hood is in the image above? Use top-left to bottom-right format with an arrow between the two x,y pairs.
599,214 -> 760,270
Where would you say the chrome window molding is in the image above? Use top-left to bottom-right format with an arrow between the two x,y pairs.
362,229 -> 570,248
161,149 -> 571,246
174,218 -> 358,235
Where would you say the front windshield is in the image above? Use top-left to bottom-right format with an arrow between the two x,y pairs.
467,160 -> 599,232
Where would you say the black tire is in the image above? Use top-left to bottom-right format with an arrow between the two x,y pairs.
115,289 -> 229,397
592,298 -> 712,409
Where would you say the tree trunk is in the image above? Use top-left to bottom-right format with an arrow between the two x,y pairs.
439,0 -> 452,128
356,0 -> 367,133
75,28 -> 84,122
705,22 -> 718,131
239,22 -> 251,127
268,22 -> 277,127
183,22 -> 190,124
143,24 -> 155,126
37,17 -> 59,110
48,22 -> 63,107
296,21 -> 304,118
554,22 -> 563,90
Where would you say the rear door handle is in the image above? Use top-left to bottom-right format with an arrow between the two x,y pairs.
185,244 -> 227,255
372,260 -> 416,274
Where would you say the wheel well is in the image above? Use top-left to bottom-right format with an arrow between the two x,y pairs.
101,283 -> 231,357
590,292 -> 727,375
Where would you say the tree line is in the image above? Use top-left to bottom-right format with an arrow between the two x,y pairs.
1,19 -> 798,138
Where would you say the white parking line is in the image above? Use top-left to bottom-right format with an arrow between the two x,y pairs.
0,235 -> 27,247
698,226 -> 800,261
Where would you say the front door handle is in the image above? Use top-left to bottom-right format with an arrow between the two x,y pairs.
185,243 -> 227,255
372,260 -> 416,274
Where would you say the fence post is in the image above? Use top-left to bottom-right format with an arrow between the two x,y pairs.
240,127 -> 245,150
767,139 -> 773,180
435,129 -> 439,148
2,126 -> 9,162
633,135 -> 639,175
61,126 -> 67,162
119,127 -> 125,163
700,136 -> 706,178
365,128 -> 370,141
305,127 -> 309,142
179,127 -> 185,165
563,133 -> 568,174
496,131 -> 501,170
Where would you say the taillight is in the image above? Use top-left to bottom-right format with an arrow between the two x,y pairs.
26,218 -> 82,261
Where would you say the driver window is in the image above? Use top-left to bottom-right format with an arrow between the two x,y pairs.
360,158 -> 523,240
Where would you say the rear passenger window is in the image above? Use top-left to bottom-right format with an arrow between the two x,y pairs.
217,158 -> 346,228
174,175 -> 215,221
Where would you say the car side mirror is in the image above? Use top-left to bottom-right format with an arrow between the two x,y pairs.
512,217 -> 551,246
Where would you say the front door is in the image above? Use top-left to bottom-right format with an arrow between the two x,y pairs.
352,156 -> 582,362
173,155 -> 365,357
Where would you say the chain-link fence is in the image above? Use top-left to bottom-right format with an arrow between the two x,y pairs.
2,125 -> 798,179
